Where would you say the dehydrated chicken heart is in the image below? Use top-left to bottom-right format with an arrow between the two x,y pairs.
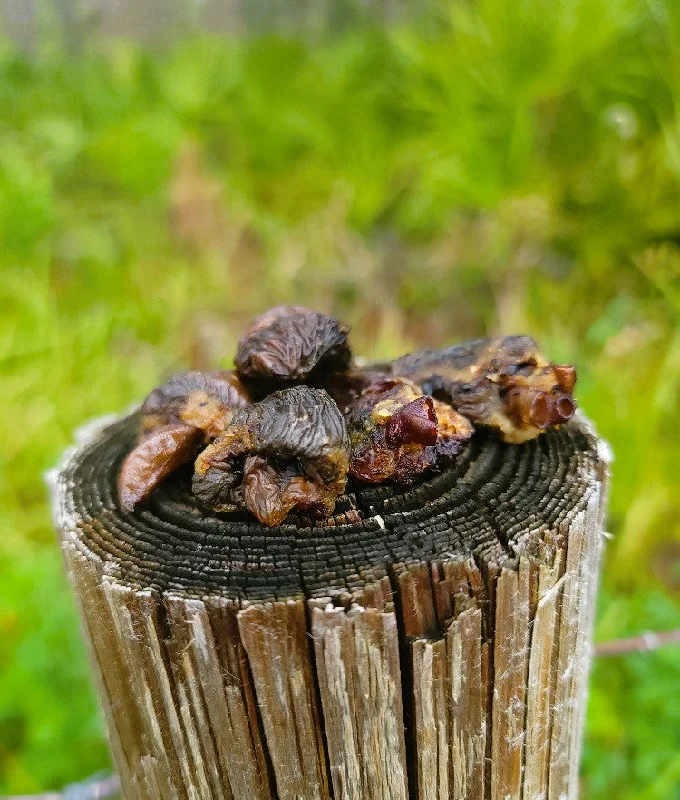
391,336 -> 576,444
193,386 -> 349,526
235,305 -> 351,394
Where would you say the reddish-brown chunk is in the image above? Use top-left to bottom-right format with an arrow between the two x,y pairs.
346,378 -> 473,484
235,306 -> 351,395
140,370 -> 250,439
118,422 -> 202,511
193,386 -> 349,526
391,336 -> 577,444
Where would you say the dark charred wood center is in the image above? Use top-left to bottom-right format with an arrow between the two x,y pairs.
63,413 -> 600,603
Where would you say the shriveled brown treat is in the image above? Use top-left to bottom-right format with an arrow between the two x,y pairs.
391,336 -> 577,444
116,371 -> 250,511
346,378 -> 473,484
240,456 -> 336,528
235,305 -> 352,396
118,422 -> 202,511
140,370 -> 250,439
193,386 -> 350,526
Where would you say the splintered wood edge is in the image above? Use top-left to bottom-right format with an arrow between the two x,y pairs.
49,412 -> 609,800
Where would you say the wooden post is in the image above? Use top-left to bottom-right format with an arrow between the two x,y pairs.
50,412 -> 609,800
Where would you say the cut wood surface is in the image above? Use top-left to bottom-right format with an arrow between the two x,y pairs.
50,412 -> 609,800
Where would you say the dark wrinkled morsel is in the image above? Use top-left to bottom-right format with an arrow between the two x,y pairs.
140,370 -> 250,438
235,305 -> 351,394
116,370 -> 250,509
346,378 -> 473,484
391,336 -> 577,444
193,386 -> 350,526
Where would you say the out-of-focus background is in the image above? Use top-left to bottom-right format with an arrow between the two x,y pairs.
0,0 -> 679,796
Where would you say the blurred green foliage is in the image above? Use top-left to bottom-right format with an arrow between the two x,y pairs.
1,0 -> 679,795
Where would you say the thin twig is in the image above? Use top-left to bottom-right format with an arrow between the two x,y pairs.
594,628 -> 680,657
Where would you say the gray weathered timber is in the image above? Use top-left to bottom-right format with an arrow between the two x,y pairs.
50,411 -> 609,799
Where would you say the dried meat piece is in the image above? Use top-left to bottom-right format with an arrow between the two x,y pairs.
140,370 -> 250,439
116,370 -> 250,510
193,386 -> 350,526
118,422 -> 202,511
235,306 -> 352,395
346,378 -> 473,484
391,336 -> 576,444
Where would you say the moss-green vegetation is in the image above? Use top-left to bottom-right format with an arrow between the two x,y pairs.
1,1 -> 679,795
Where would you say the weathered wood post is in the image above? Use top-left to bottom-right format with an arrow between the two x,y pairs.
50,411 -> 608,800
